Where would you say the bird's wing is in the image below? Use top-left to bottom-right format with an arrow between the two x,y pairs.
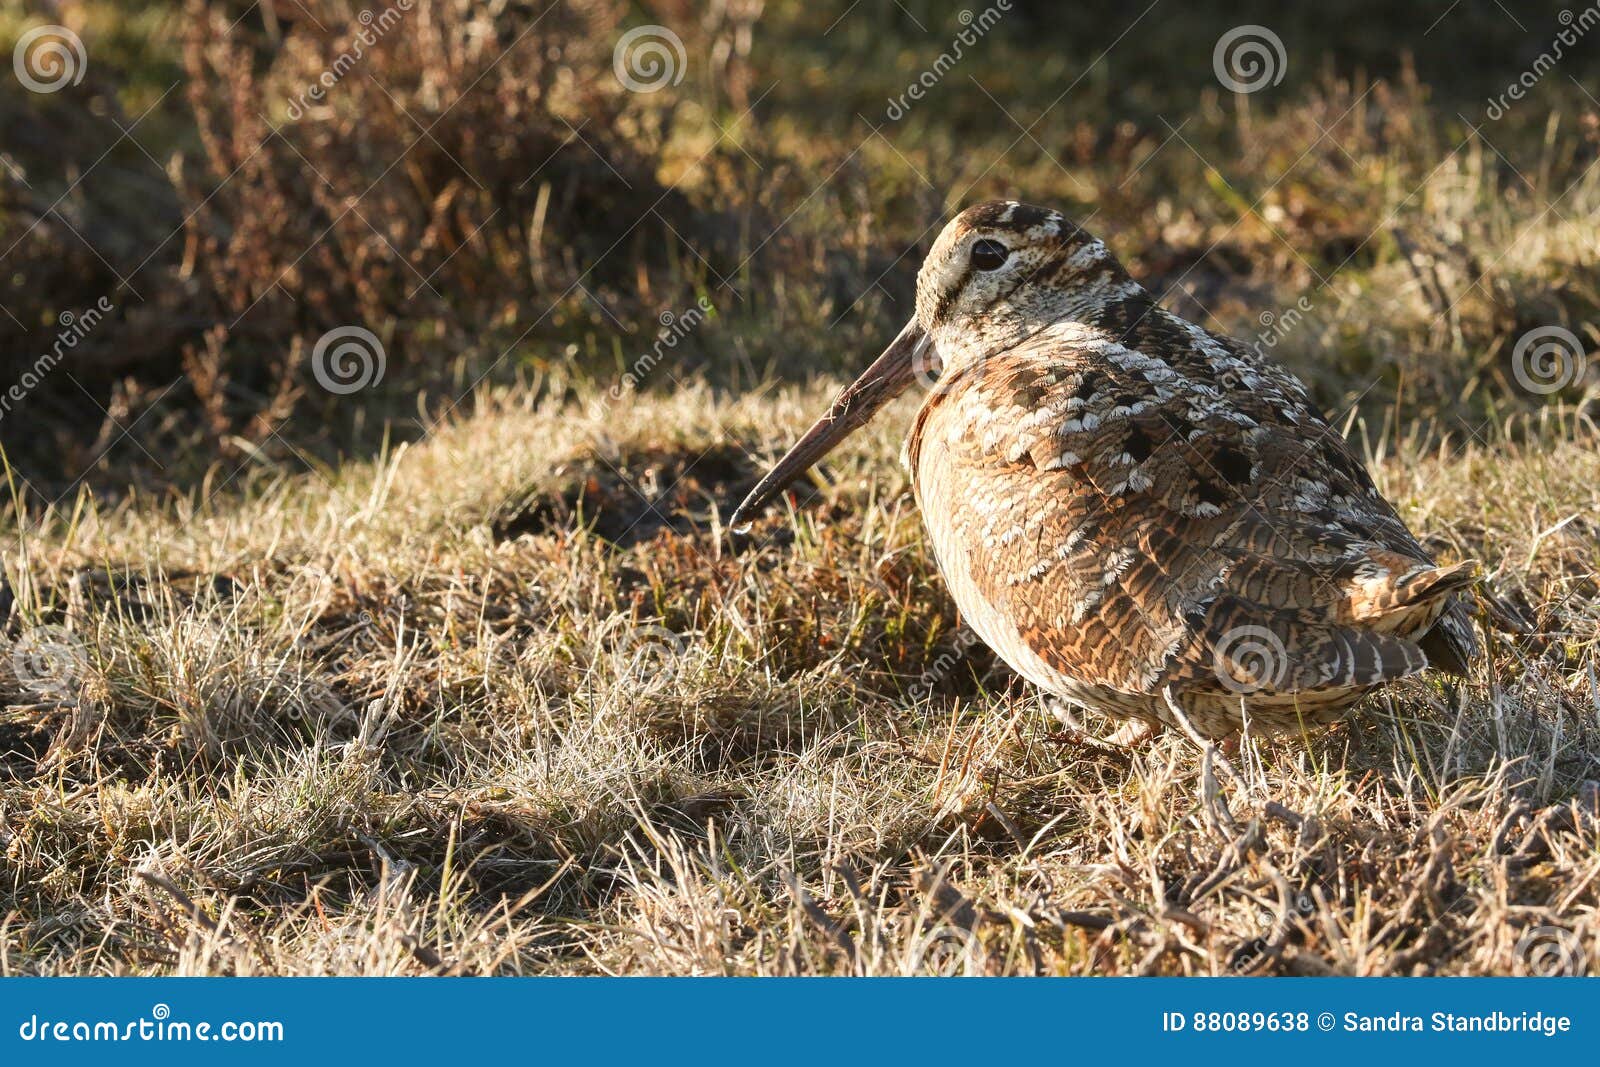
909,316 -> 1476,700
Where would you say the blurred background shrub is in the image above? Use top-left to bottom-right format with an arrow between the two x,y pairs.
0,0 -> 1596,491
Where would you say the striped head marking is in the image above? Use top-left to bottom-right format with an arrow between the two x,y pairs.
730,200 -> 1140,530
915,200 -> 1141,369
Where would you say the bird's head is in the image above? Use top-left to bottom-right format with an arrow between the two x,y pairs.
730,200 -> 1138,531
914,199 -> 1138,369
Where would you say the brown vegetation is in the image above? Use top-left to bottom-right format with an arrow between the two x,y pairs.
0,0 -> 1595,975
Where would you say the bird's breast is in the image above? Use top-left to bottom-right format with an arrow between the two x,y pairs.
906,391 -> 1101,703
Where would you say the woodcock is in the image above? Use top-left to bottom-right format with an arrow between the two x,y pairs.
731,200 -> 1478,738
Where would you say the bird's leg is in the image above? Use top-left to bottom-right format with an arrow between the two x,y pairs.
1160,686 -> 1244,786
1042,692 -> 1084,733
1159,686 -> 1250,835
1042,693 -> 1157,750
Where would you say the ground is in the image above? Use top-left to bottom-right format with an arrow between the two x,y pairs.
0,0 -> 1597,975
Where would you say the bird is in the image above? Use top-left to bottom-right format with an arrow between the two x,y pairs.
730,200 -> 1478,740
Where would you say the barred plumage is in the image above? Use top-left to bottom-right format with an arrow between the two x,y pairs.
734,200 -> 1478,738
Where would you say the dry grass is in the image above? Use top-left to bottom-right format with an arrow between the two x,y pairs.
1,375 -> 1596,975
1,0 -> 1598,977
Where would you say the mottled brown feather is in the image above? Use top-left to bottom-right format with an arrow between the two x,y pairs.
896,201 -> 1477,736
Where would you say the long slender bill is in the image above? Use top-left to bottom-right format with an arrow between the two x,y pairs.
730,318 -> 929,532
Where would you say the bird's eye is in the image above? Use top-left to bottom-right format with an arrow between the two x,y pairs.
970,238 -> 1010,271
